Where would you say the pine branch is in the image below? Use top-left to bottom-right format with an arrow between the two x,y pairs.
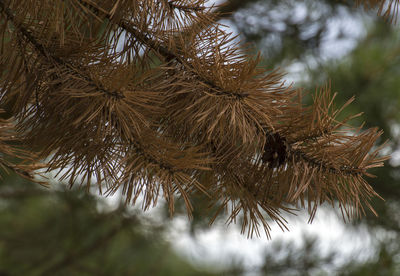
0,0 -> 210,214
77,0 -> 251,99
0,1 -> 124,100
0,0 -> 389,237
0,116 -> 44,183
356,0 -> 400,22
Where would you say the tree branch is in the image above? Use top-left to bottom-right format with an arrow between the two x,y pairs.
78,0 -> 249,100
0,0 -> 191,176
40,217 -> 131,276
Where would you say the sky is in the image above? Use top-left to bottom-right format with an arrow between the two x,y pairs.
167,208 -> 375,273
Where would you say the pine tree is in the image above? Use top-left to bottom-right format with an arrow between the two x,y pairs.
0,0 -> 392,237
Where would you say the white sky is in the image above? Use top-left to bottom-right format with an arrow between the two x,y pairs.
166,208 -> 375,273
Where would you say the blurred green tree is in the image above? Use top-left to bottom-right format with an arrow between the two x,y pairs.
0,174 -> 220,275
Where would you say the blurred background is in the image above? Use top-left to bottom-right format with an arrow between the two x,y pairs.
1,0 -> 400,275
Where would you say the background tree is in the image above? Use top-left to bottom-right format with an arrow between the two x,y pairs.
0,175 -> 222,275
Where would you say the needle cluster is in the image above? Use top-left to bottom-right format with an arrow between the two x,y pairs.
357,0 -> 400,22
0,0 -> 389,237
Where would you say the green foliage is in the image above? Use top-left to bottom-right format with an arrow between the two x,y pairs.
260,235 -> 336,276
0,179 -> 218,276
306,21 -> 400,142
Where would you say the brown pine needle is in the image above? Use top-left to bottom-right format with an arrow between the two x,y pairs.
0,0 -> 391,237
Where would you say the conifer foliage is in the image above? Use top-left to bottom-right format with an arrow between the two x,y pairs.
357,0 -> 400,22
0,0 -> 391,236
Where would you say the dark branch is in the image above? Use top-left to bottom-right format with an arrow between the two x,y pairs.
79,0 -> 249,100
